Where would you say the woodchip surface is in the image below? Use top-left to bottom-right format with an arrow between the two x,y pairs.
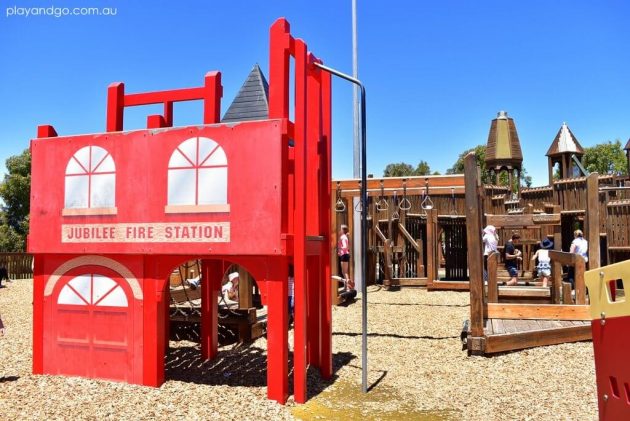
0,280 -> 597,420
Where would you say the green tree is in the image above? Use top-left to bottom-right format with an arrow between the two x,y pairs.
383,161 -> 435,177
0,148 -> 31,252
415,160 -> 432,176
383,162 -> 415,177
446,145 -> 489,182
582,139 -> 627,176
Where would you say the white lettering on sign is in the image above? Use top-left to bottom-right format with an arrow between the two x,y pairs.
61,223 -> 230,243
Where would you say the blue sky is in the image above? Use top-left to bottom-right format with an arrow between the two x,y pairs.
1,0 -> 629,186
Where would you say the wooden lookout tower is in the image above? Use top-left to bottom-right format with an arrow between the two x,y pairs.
484,111 -> 523,192
546,122 -> 585,184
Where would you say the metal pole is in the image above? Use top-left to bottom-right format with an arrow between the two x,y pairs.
352,0 -> 360,178
313,62 -> 368,393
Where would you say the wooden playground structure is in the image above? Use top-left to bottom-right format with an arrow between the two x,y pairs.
330,119 -> 630,356
461,151 -> 630,355
330,174 -> 469,292
168,260 -> 267,343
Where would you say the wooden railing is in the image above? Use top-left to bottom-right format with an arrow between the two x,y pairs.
485,248 -> 586,305
0,253 -> 34,279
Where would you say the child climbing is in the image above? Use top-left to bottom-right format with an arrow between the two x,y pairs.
531,238 -> 554,288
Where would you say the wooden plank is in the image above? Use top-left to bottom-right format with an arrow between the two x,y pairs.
391,277 -> 428,286
498,287 -> 550,298
485,324 -> 592,354
487,303 -> 590,320
485,214 -> 534,228
548,250 -> 577,265
427,280 -> 470,291
501,319 -> 520,334
398,223 -> 421,252
170,286 -> 202,303
374,225 -> 387,242
332,174 -> 465,192
464,153 -> 485,337
512,318 -> 534,332
339,186 -> 465,197
491,318 -> 505,334
586,172 -> 600,269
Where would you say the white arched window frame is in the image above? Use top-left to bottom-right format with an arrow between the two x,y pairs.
63,145 -> 117,216
165,136 -> 230,213
57,273 -> 128,307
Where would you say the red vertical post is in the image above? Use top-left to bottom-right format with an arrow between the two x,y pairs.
269,18 -> 293,235
305,56 -> 323,370
163,101 -> 173,127
269,18 -> 291,119
201,259 -> 220,360
292,38 -> 308,404
266,258 -> 289,404
203,71 -> 222,124
32,255 -> 45,374
106,82 -> 124,132
306,255 -> 321,367
142,256 -> 166,387
305,56 -> 322,235
319,69 -> 333,379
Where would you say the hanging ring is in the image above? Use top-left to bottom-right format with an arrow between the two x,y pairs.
376,198 -> 389,212
421,195 -> 434,210
335,198 -> 346,212
398,197 -> 412,211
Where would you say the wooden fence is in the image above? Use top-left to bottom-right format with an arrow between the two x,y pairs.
0,253 -> 33,279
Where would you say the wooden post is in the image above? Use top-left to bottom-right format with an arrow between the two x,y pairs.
464,153 -> 485,343
575,255 -> 587,305
383,239 -> 393,287
586,172 -> 600,269
487,252 -> 499,303
425,208 -> 437,286
562,282 -> 573,304
551,260 -> 563,304
238,267 -> 253,309
201,259 -> 220,360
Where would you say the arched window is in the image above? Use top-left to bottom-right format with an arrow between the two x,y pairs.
64,146 -> 116,215
57,273 -> 128,307
166,136 -> 229,213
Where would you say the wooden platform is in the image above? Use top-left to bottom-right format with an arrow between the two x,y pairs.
169,284 -> 267,342
469,318 -> 592,355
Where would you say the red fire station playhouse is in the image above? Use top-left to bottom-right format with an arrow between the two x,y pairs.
28,19 -> 332,404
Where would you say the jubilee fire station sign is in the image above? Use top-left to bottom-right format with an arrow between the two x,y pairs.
61,222 -> 230,243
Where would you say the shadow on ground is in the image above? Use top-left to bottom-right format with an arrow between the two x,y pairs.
165,324 -> 356,400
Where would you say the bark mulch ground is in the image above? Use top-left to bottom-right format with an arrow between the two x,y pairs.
0,281 -> 597,420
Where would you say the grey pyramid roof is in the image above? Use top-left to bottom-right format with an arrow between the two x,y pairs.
221,64 -> 269,123
546,123 -> 584,157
